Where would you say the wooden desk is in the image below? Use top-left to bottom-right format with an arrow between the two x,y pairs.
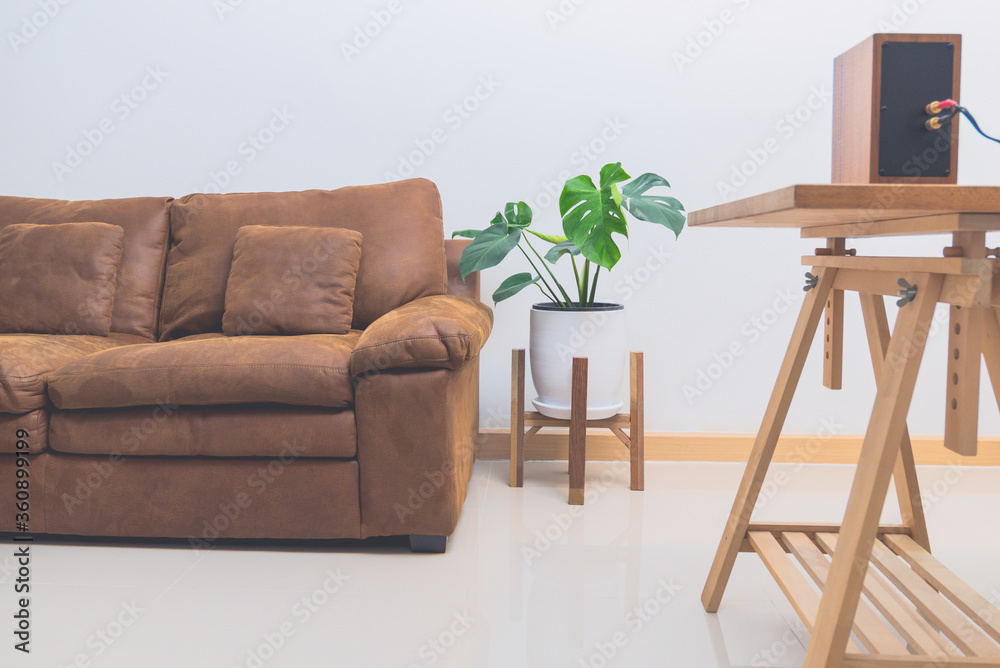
693,184 -> 1000,666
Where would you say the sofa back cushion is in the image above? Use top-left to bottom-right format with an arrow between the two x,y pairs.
0,222 -> 125,336
159,179 -> 447,340
222,225 -> 363,336
0,196 -> 172,340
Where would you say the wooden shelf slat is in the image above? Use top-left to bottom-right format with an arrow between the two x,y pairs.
781,532 -> 908,656
748,532 -> 821,626
747,522 -> 911,535
747,531 -> 863,654
523,411 -> 630,428
808,534 -> 957,657
863,537 -> 1000,657
843,655 -> 1000,666
884,534 -> 1000,646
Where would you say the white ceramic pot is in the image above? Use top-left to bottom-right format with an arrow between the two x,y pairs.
529,303 -> 627,420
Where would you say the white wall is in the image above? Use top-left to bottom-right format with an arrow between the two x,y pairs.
2,0 -> 998,437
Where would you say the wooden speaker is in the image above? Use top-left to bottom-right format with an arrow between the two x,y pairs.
832,33 -> 961,184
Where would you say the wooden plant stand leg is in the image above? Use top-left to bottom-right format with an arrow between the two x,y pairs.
858,293 -> 930,552
702,267 -> 837,612
568,357 -> 588,505
510,349 -> 526,487
630,351 -> 644,491
804,273 -> 943,666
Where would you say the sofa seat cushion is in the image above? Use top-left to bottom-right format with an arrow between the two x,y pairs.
47,332 -> 361,410
0,409 -> 48,453
49,405 -> 356,458
0,333 -> 148,413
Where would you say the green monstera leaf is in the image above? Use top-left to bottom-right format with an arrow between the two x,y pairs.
620,173 -> 686,238
492,272 -> 540,303
458,201 -> 535,279
544,240 -> 582,264
459,223 -> 521,280
559,162 -> 631,269
494,201 -> 533,229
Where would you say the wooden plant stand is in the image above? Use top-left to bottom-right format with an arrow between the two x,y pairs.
692,184 -> 1000,666
509,349 -> 644,505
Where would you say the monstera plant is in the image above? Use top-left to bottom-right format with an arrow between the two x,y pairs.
455,162 -> 685,421
455,162 -> 684,306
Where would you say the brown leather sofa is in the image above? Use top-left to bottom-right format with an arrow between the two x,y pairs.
0,179 -> 491,553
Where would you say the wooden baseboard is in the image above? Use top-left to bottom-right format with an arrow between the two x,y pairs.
476,430 -> 1000,466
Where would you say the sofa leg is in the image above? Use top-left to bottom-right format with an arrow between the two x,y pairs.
409,534 -> 447,553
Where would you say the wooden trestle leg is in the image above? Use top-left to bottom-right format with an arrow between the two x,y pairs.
858,293 -> 931,552
701,267 -> 837,612
804,273 -> 943,666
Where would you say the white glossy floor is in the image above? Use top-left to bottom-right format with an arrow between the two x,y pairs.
2,460 -> 1000,667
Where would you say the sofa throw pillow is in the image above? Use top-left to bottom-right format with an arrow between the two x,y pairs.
0,222 -> 125,336
222,225 -> 364,336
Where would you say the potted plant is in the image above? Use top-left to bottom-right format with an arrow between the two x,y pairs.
456,162 -> 685,419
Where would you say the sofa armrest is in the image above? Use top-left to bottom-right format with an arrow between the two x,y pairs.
445,239 -> 478,299
350,295 -> 493,375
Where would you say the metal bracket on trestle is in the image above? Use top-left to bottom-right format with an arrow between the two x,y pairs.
896,278 -> 917,307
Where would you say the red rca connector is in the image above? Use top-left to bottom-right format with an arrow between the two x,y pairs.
925,99 -> 958,115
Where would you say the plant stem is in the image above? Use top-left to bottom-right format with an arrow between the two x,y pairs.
517,245 -> 560,304
580,260 -> 590,308
523,236 -> 574,306
570,255 -> 583,303
588,265 -> 600,306
534,282 -> 557,302
524,229 -> 568,245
